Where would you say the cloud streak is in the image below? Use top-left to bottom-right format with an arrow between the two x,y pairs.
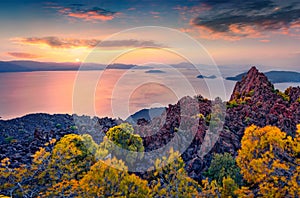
190,0 -> 300,40
62,7 -> 117,21
12,37 -> 166,49
50,3 -> 118,21
7,52 -> 41,59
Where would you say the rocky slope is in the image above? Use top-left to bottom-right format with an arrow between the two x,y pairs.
0,114 -> 120,167
194,67 -> 300,180
217,67 -> 300,154
136,66 -> 300,181
1,66 -> 300,181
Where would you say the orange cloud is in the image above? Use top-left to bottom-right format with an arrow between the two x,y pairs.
7,52 -> 41,59
192,25 -> 244,41
12,37 -> 166,49
260,39 -> 271,43
188,22 -> 266,41
67,11 -> 114,21
174,4 -> 211,21
228,24 -> 263,38
12,37 -> 99,49
58,6 -> 117,22
190,1 -> 300,41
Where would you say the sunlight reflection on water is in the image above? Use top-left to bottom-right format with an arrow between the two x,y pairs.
0,70 -> 298,120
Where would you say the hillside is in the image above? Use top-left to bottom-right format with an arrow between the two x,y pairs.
126,107 -> 166,124
134,66 -> 300,181
0,61 -> 31,72
0,66 -> 299,197
1,67 -> 300,171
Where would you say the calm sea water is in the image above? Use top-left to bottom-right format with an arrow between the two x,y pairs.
0,70 -> 298,120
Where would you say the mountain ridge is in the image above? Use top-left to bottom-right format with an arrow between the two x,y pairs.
0,61 -> 148,72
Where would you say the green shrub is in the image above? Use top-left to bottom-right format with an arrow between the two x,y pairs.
244,117 -> 251,124
205,114 -> 211,124
4,136 -> 16,143
240,100 -> 246,105
99,123 -> 144,166
277,90 -> 290,102
205,153 -> 243,186
70,126 -> 78,131
245,90 -> 255,97
196,113 -> 205,119
227,100 -> 239,108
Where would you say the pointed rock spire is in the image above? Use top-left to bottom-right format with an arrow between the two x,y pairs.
230,66 -> 274,101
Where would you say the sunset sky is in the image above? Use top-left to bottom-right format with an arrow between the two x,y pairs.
1,0 -> 300,68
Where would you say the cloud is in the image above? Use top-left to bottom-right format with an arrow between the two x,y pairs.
199,0 -> 275,11
190,0 -> 300,40
12,37 -> 166,49
260,39 -> 271,43
127,7 -> 136,11
99,39 -> 165,48
12,37 -> 99,48
51,4 -> 118,21
7,52 -> 41,59
149,11 -> 160,18
174,4 -> 211,21
150,11 -> 160,15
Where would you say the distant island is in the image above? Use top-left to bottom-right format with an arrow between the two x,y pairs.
145,70 -> 166,74
196,74 -> 217,79
126,107 -> 166,124
0,61 -> 150,73
226,70 -> 300,83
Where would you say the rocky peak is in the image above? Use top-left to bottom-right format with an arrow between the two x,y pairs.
230,66 -> 274,101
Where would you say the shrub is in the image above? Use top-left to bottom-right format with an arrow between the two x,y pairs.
148,148 -> 200,197
277,90 -> 290,101
244,116 -> 251,124
236,125 -> 300,197
205,153 -> 242,186
98,123 -> 144,166
4,136 -> 15,143
227,100 -> 239,108
245,89 -> 255,97
70,125 -> 78,131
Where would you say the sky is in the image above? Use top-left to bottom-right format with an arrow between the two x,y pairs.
0,0 -> 300,69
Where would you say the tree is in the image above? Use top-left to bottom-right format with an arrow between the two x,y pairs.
199,176 -> 239,198
78,158 -> 150,197
221,176 -> 239,198
47,134 -> 96,184
0,141 -> 54,197
199,178 -> 221,197
98,123 -> 144,166
148,148 -> 200,197
236,124 -> 300,197
0,134 -> 97,197
40,179 -> 80,197
0,158 -> 30,197
205,153 -> 242,186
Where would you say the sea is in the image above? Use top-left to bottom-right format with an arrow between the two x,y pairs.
0,70 -> 299,120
